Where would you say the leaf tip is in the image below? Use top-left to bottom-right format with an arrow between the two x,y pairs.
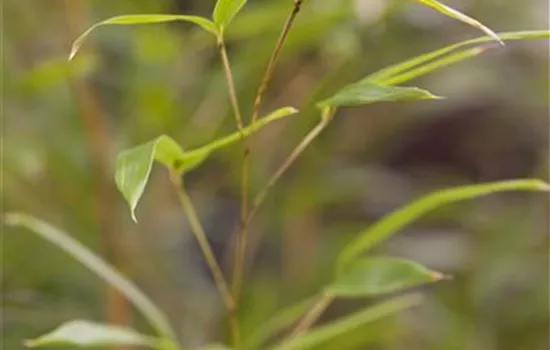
131,212 -> 138,224
538,182 -> 550,191
23,339 -> 37,348
3,212 -> 21,226
431,271 -> 452,281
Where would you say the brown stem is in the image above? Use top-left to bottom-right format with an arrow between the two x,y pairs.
168,171 -> 240,347
251,0 -> 305,124
62,0 -> 132,336
287,292 -> 334,340
232,1 -> 306,300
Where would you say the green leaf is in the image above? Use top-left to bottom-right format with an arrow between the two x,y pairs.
115,135 -> 185,222
69,15 -> 217,60
24,320 -> 160,348
338,179 -> 550,270
3,214 -> 178,348
414,0 -> 502,45
317,81 -> 441,108
246,297 -> 317,350
269,295 -> 421,350
114,107 -> 297,221
368,30 -> 550,85
213,0 -> 248,31
178,106 -> 298,173
327,257 -> 444,298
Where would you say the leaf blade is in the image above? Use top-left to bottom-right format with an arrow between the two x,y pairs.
3,214 -> 177,346
115,135 -> 185,222
415,0 -> 502,45
338,179 -> 550,270
69,15 -> 217,60
327,257 -> 444,298
213,0 -> 248,30
367,30 -> 550,84
179,106 -> 298,173
24,320 -> 160,348
317,81 -> 441,108
270,295 -> 422,350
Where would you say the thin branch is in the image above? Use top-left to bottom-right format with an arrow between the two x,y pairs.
218,39 -> 245,131
246,108 -> 333,227
251,0 -> 305,123
168,171 -> 240,347
287,292 -> 334,340
233,0 -> 306,300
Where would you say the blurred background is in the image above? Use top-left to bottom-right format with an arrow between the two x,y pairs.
2,0 -> 549,349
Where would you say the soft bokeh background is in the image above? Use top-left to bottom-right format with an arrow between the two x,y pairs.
2,0 -> 549,349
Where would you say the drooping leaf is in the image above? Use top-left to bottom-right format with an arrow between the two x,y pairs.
115,135 -> 185,222
114,107 -> 297,221
3,214 -> 178,347
246,297 -> 317,350
317,81 -> 441,108
338,179 -> 549,270
24,320 -> 160,348
269,295 -> 422,350
414,0 -> 502,45
213,0 -> 248,31
179,106 -> 297,173
69,15 -> 217,60
368,30 -> 550,85
327,257 -> 444,298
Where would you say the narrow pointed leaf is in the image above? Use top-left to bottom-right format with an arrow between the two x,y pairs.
338,179 -> 550,270
415,0 -> 502,45
213,0 -> 248,30
24,320 -> 160,348
178,106 -> 298,173
3,214 -> 177,345
367,31 -> 550,84
115,135 -> 185,222
380,45 -> 488,86
317,81 -> 441,108
327,257 -> 445,298
270,295 -> 422,350
69,15 -> 217,60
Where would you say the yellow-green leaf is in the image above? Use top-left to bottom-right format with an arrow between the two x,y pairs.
69,15 -> 217,60
213,0 -> 249,31
414,0 -> 502,45
3,214 -> 178,347
338,179 -> 549,270
178,106 -> 298,173
368,30 -> 550,85
115,135 -> 185,222
317,81 -> 441,108
270,295 -> 421,350
24,320 -> 160,348
327,257 -> 444,298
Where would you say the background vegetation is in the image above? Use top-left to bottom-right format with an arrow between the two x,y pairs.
2,0 -> 549,349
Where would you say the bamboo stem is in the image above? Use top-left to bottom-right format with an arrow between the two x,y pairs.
232,0 -> 306,301
168,171 -> 240,347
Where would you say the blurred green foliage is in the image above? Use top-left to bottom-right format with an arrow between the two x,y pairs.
2,0 -> 548,349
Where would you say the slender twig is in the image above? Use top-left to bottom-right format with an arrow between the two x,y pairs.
218,38 -> 245,131
246,108 -> 334,227
232,0 -> 306,300
251,0 -> 305,124
287,292 -> 334,340
168,170 -> 240,347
